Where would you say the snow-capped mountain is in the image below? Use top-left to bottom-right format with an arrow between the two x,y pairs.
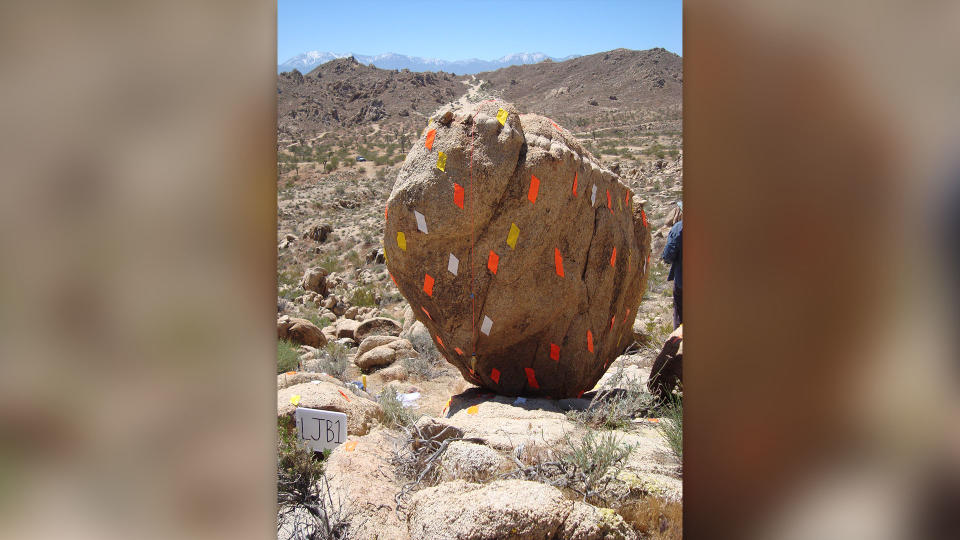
278,51 -> 580,74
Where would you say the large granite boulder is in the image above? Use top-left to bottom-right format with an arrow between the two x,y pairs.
383,101 -> 651,397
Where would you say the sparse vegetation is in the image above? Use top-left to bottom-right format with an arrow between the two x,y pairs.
378,386 -> 419,428
277,417 -> 350,539
278,339 -> 300,373
657,394 -> 683,460
569,363 -> 653,429
348,285 -> 377,307
311,342 -> 350,380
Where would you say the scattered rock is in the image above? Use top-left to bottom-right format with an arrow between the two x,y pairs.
335,318 -> 361,339
277,316 -> 327,348
354,345 -> 397,371
334,337 -> 356,348
300,267 -> 329,296
354,317 -> 402,342
277,381 -> 382,435
376,363 -> 407,382
344,306 -> 359,320
356,334 -> 400,356
277,371 -> 339,390
411,416 -> 464,450
320,325 -> 337,343
303,223 -> 333,242
438,441 -> 507,482
384,101 -> 651,397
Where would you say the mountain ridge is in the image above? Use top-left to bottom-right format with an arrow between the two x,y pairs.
278,51 -> 581,75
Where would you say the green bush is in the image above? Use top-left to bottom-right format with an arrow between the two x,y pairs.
278,339 -> 299,374
657,394 -> 683,460
378,386 -> 418,428
349,285 -> 377,307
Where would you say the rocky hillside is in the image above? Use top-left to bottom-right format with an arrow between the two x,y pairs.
476,48 -> 682,133
277,56 -> 465,139
277,48 -> 682,142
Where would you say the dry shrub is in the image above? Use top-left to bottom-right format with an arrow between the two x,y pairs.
617,495 -> 682,540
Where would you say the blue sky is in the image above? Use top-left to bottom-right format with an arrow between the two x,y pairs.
278,0 -> 681,63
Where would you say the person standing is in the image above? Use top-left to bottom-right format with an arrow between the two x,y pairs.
662,202 -> 683,329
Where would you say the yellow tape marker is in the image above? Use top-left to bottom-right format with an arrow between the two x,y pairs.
290,394 -> 301,406
397,231 -> 406,251
467,405 -> 479,415
437,151 -> 447,172
496,108 -> 508,125
506,223 -> 519,249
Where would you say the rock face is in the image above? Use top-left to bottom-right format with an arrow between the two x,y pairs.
384,101 -> 651,397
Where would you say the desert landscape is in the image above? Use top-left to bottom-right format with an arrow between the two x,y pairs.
276,48 -> 683,539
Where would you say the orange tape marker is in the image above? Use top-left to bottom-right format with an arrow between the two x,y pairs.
610,246 -> 617,267
487,250 -> 499,274
550,343 -> 560,362
436,335 -> 445,349
611,315 -> 616,329
571,172 -> 578,196
587,330 -> 594,353
454,347 -> 464,355
641,208 -> 648,228
524,367 -> 540,389
425,129 -> 436,150
554,248 -> 565,277
490,368 -> 501,384
345,440 -> 358,451
421,305 -> 432,320
453,183 -> 465,209
338,389 -> 351,402
423,274 -> 435,297
607,190 -> 613,212
528,174 -> 540,204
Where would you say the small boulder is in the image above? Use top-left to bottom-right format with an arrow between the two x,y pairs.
321,325 -> 337,343
277,381 -> 382,435
336,318 -> 361,339
344,306 -> 359,320
376,363 -> 407,382
355,345 -> 397,371
357,335 -> 400,357
300,267 -> 329,295
439,441 -> 507,482
354,317 -> 402,342
277,316 -> 327,348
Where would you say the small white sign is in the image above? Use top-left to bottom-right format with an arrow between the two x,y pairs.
294,407 -> 347,453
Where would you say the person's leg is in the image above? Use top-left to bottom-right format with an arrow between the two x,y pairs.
673,286 -> 682,329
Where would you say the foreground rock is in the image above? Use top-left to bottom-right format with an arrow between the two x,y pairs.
276,381 -> 381,435
324,428 -> 406,540
277,316 -> 327,348
407,479 -> 637,540
384,101 -> 651,397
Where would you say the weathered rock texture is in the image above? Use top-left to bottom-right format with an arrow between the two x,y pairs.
384,100 -> 651,397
